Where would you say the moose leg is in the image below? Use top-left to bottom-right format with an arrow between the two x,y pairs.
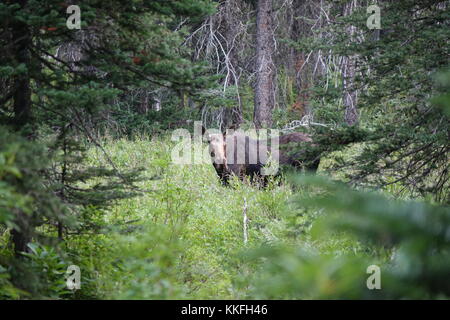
213,164 -> 230,185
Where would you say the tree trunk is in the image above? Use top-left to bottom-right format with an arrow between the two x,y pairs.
214,0 -> 243,129
253,0 -> 275,129
12,0 -> 32,128
342,55 -> 358,125
11,212 -> 32,257
138,89 -> 149,114
342,0 -> 359,125
289,0 -> 315,118
222,0 -> 242,127
179,90 -> 186,109
10,0 -> 34,257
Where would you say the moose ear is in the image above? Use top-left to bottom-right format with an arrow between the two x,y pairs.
201,124 -> 206,136
223,124 -> 238,137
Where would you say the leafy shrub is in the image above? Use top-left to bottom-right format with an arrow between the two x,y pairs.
19,243 -> 71,299
240,175 -> 450,299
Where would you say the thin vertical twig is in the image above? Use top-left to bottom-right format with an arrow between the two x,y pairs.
243,197 -> 248,245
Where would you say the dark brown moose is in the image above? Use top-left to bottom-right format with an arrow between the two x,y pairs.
204,128 -> 320,186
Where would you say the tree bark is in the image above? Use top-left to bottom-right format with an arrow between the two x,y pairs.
342,0 -> 359,125
11,212 -> 32,257
342,55 -> 358,125
9,0 -> 34,257
253,0 -> 275,129
223,0 -> 243,127
11,0 -> 32,128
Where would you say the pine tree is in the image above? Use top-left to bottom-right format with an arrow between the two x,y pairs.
244,175 -> 450,299
305,0 -> 450,202
0,0 -> 215,296
253,0 -> 275,128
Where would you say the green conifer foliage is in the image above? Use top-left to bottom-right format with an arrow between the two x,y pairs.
0,0 -> 216,297
304,0 -> 449,202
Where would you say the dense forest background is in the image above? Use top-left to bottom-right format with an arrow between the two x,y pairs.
0,0 -> 449,299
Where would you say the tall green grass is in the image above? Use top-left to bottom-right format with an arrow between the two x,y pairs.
63,133 -> 365,299
4,133 -> 442,299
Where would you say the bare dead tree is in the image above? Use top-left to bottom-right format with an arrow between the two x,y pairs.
342,0 -> 359,125
186,0 -> 251,130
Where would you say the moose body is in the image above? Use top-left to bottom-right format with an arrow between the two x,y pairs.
206,130 -> 320,186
